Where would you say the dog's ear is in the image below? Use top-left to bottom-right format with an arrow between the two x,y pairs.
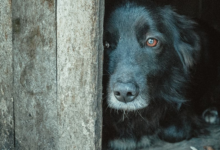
161,6 -> 201,70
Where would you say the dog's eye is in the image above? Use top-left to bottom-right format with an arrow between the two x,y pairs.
146,38 -> 158,47
104,41 -> 110,49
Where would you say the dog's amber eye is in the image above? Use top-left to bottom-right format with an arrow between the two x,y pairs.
146,38 -> 158,47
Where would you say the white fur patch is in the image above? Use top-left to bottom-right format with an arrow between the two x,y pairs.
109,138 -> 136,150
136,136 -> 151,148
202,108 -> 219,124
190,146 -> 198,150
108,93 -> 148,111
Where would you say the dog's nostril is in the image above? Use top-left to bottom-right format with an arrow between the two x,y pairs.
127,92 -> 133,96
113,82 -> 139,103
114,91 -> 121,96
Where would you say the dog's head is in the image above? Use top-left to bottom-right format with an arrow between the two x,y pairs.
104,2 -> 201,111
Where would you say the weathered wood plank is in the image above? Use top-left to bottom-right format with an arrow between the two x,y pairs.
0,0 -> 14,149
12,1 -> 57,149
57,0 -> 104,149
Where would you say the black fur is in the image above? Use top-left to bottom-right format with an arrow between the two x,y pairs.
103,0 -> 220,149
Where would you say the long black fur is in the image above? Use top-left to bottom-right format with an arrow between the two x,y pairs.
103,0 -> 220,149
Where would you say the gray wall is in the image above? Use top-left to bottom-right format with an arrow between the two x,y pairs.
0,0 -> 104,149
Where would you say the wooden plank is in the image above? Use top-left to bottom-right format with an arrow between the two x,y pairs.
57,0 -> 104,149
0,0 -> 14,149
12,1 -> 57,149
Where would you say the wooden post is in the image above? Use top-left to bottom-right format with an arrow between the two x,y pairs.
10,0 -> 103,149
57,0 -> 104,149
12,1 -> 58,149
0,0 -> 14,149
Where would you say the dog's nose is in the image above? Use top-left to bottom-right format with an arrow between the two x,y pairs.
113,82 -> 139,103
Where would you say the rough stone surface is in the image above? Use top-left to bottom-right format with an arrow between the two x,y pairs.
57,0 -> 104,149
12,1 -> 57,149
0,0 -> 14,149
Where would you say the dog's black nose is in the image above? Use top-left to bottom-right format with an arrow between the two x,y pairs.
113,82 -> 139,103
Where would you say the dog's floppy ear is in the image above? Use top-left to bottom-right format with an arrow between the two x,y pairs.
161,6 -> 201,70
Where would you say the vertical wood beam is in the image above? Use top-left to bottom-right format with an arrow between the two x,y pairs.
12,1 -> 57,149
57,0 -> 104,149
0,0 -> 14,149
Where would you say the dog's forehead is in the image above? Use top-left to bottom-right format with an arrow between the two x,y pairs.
106,4 -> 157,35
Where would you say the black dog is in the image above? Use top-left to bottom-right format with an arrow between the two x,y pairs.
103,0 -> 220,149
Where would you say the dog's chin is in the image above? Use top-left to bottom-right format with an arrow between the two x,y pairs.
107,94 -> 148,111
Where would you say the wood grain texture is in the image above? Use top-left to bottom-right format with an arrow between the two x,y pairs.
57,0 -> 104,149
12,1 -> 57,149
0,0 -> 14,149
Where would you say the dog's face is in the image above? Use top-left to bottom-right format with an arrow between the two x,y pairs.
104,3 -> 200,111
